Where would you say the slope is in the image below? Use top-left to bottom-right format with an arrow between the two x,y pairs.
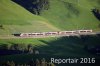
0,0 -> 60,35
41,0 -> 100,31
0,0 -> 100,36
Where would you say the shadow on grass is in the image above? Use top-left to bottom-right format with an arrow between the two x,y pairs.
0,34 -> 100,57
37,35 -> 100,57
12,0 -> 49,15
92,9 -> 100,21
0,35 -> 100,66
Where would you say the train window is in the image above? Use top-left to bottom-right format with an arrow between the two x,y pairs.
32,34 -> 36,35
37,34 -> 43,35
59,32 -> 66,34
52,33 -> 57,34
73,32 -> 76,33
28,34 -> 32,35
23,34 -> 27,35
40,34 -> 43,35
21,34 -> 28,37
66,32 -> 73,33
80,31 -> 86,32
87,31 -> 91,32
37,34 -> 40,35
45,33 -> 51,34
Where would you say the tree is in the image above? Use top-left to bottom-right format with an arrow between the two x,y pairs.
27,44 -> 33,50
0,44 -> 9,50
10,61 -> 15,66
0,24 -> 3,29
36,59 -> 40,66
6,61 -> 10,66
50,63 -> 55,66
27,44 -> 34,54
41,58 -> 46,66
29,59 -> 34,66
30,0 -> 50,15
13,0 -> 50,15
35,50 -> 39,54
10,44 -> 19,50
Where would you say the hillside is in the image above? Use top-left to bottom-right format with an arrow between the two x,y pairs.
0,0 -> 100,36
0,1 -> 100,65
41,0 -> 100,31
0,0 -> 59,35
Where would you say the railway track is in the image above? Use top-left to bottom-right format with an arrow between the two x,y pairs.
0,30 -> 98,39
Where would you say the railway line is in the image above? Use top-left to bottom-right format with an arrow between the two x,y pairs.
13,30 -> 97,37
0,30 -> 99,39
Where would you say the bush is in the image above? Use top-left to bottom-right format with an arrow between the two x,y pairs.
0,24 -> 3,29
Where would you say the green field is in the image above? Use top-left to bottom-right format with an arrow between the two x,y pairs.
41,0 -> 100,30
0,0 -> 60,35
0,0 -> 100,36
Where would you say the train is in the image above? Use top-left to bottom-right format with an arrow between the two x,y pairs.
13,30 -> 93,37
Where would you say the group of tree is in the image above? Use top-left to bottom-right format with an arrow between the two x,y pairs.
12,0 -> 50,15
3,58 -> 55,66
0,43 -> 39,55
10,44 -> 39,54
92,8 -> 100,20
30,0 -> 50,15
92,8 -> 100,14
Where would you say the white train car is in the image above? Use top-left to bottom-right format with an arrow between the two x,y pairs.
36,32 -> 45,36
58,31 -> 66,35
59,31 -> 76,35
65,31 -> 76,34
20,33 -> 30,37
20,33 -> 29,37
77,30 -> 92,34
45,32 -> 59,36
20,32 -> 45,37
